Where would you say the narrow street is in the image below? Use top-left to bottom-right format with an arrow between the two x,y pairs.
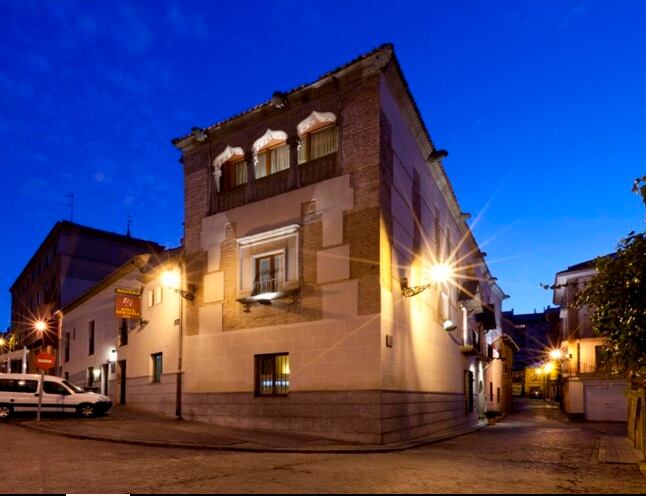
0,399 -> 643,494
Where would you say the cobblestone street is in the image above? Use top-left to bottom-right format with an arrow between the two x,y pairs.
0,399 -> 643,493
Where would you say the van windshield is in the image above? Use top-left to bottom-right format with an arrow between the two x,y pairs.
62,380 -> 85,394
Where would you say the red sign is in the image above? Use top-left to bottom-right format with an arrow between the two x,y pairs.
115,288 -> 142,319
35,352 -> 56,370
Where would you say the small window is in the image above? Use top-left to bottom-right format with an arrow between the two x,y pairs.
489,382 -> 493,400
256,143 -> 289,179
151,353 -> 163,383
88,321 -> 95,356
221,159 -> 247,190
255,353 -> 289,396
298,125 -> 338,163
253,253 -> 284,295
154,287 -> 163,305
440,292 -> 450,321
496,387 -> 501,404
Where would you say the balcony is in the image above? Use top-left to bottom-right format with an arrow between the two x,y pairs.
213,153 -> 338,214
460,329 -> 481,356
252,278 -> 282,297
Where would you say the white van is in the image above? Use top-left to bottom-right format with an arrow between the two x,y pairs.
0,373 -> 112,419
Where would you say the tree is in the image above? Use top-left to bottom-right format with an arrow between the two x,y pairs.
575,231 -> 646,379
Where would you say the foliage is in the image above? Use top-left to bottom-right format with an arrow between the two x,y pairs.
632,175 -> 646,207
575,231 -> 646,378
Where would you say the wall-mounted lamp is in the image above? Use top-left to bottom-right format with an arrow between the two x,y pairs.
443,320 -> 458,332
401,262 -> 454,298
161,269 -> 195,301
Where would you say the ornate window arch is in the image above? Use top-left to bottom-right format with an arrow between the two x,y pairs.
213,146 -> 245,192
296,111 -> 338,164
252,129 -> 289,179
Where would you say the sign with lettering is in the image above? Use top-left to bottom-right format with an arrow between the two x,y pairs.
115,288 -> 142,319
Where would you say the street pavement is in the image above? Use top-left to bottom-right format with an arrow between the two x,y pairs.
0,399 -> 644,494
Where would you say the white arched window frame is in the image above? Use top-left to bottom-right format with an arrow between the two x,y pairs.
213,146 -> 244,192
296,111 -> 338,164
252,129 -> 289,179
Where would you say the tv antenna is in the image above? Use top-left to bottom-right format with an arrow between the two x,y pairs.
64,193 -> 74,222
126,213 -> 132,237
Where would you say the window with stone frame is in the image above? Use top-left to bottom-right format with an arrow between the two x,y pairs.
256,143 -> 290,179
221,158 -> 247,190
298,124 -> 338,163
237,225 -> 300,297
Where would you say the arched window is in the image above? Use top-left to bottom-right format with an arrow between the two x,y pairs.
213,146 -> 246,192
297,111 -> 338,164
252,129 -> 289,179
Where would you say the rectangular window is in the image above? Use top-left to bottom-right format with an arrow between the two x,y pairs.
151,353 -> 163,384
497,387 -> 501,404
440,291 -> 450,321
595,345 -> 607,372
148,289 -> 154,307
489,381 -> 493,400
255,353 -> 289,396
64,332 -> 70,363
88,321 -> 95,356
299,125 -> 338,163
221,159 -> 247,190
119,319 -> 128,346
256,144 -> 290,178
253,253 -> 284,295
154,286 -> 163,305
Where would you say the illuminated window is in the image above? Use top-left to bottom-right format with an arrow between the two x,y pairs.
255,353 -> 289,396
256,143 -> 289,178
298,125 -> 338,163
253,252 -> 284,296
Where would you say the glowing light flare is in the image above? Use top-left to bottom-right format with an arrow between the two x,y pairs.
428,262 -> 454,284
0,337 -> 5,347
34,321 -> 47,333
549,349 -> 563,360
161,269 -> 181,290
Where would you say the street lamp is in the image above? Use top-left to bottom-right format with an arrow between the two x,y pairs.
161,265 -> 194,420
549,348 -> 563,360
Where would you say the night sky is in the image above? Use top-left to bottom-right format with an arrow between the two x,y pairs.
1,1 -> 644,329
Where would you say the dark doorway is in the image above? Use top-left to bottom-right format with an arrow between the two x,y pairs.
118,360 -> 126,405
101,364 -> 109,396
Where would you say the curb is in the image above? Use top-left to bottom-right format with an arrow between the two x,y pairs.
19,420 -> 487,454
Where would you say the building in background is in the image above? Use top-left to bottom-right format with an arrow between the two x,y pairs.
502,307 -> 560,398
7,221 -> 163,372
172,44 -> 507,443
57,249 -> 181,414
552,256 -> 627,421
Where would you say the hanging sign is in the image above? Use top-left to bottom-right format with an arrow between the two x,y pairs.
115,288 -> 142,319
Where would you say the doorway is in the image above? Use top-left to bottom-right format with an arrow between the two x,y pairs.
101,364 -> 109,396
117,360 -> 127,405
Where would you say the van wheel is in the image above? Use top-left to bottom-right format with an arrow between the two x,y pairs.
77,404 -> 96,418
0,405 -> 12,420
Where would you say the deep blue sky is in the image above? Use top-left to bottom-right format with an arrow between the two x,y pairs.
1,0 -> 644,328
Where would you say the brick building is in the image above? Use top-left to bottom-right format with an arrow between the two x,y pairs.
553,256 -> 627,421
171,44 -> 507,443
7,221 -> 163,372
